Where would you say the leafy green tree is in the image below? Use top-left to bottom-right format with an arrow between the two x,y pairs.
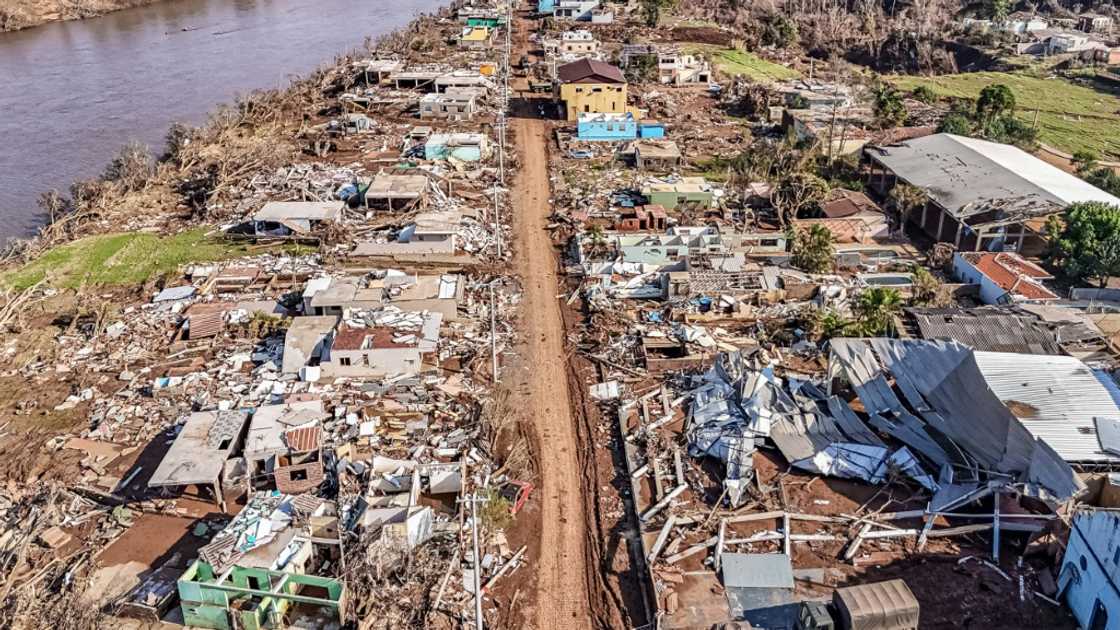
975,84 -> 1015,125
807,307 -> 853,340
789,224 -> 835,274
1085,167 -> 1120,198
910,85 -> 938,104
937,111 -> 974,135
1052,201 -> 1120,287
987,0 -> 1011,21
640,0 -> 674,26
772,171 -> 829,226
853,287 -> 903,336
910,265 -> 944,307
872,83 -> 907,128
1072,150 -> 1100,176
982,114 -> 1038,150
761,14 -> 798,48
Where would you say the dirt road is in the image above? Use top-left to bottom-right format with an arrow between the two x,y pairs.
508,110 -> 597,628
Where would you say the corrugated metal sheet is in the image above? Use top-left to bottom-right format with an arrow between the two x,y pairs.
721,553 -> 794,589
187,311 -> 224,339
908,308 -> 1061,355
975,351 -> 1120,462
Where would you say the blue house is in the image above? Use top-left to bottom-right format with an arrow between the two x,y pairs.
639,121 -> 666,139
538,0 -> 556,13
578,112 -> 638,141
1059,510 -> 1120,630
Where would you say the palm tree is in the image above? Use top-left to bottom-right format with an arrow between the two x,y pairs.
854,287 -> 903,336
584,224 -> 609,259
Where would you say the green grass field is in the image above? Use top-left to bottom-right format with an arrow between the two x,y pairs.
686,45 -> 801,83
889,72 -> 1120,157
3,228 -> 257,290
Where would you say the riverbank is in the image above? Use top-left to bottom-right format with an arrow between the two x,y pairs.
0,0 -> 168,31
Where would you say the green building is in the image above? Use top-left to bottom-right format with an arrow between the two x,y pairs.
177,561 -> 345,630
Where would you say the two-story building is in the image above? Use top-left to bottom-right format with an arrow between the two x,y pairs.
557,58 -> 628,121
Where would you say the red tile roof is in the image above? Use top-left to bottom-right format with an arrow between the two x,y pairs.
332,325 -> 415,350
961,252 -> 1057,301
283,425 -> 322,452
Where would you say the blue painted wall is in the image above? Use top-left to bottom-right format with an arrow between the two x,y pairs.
578,117 -> 637,141
538,0 -> 556,13
639,123 -> 666,139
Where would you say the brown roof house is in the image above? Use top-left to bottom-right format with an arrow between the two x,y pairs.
556,58 -> 628,121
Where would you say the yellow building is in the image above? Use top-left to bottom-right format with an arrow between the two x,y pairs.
556,58 -> 628,121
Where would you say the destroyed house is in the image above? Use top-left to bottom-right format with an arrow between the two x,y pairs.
281,316 -> 338,375
321,309 -> 442,378
178,561 -> 344,630
424,132 -> 490,162
180,492 -> 345,630
419,92 -> 477,121
642,177 -> 714,210
615,204 -> 669,231
251,201 -> 343,238
364,171 -> 429,211
301,276 -> 383,317
953,251 -> 1058,304
657,51 -> 711,85
148,410 -> 250,512
434,71 -> 493,94
614,227 -> 726,266
459,26 -> 494,49
795,188 -> 889,245
628,139 -> 682,170
302,274 -> 463,322
352,209 -> 462,257
864,134 -> 1120,253
557,58 -> 627,121
243,400 -> 329,493
1060,510 -> 1120,630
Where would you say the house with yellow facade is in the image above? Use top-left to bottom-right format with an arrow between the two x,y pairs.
556,58 -> 628,121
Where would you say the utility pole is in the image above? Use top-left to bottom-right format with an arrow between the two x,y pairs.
490,283 -> 499,384
457,491 -> 490,630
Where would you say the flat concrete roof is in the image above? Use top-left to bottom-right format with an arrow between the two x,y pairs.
253,201 -> 343,222
149,411 -> 250,488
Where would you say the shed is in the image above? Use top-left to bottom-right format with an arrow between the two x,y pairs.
833,579 -> 919,630
365,172 -> 430,211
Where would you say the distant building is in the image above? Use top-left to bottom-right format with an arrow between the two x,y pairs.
556,58 -> 628,121
560,30 -> 599,56
419,92 -> 478,121
864,133 -> 1120,253
952,251 -> 1058,304
657,51 -> 712,85
1078,13 -> 1113,33
553,0 -> 599,21
642,177 -> 715,210
459,26 -> 495,50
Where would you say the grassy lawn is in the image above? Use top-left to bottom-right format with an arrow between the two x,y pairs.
686,45 -> 800,83
3,228 -> 258,290
889,72 -> 1120,157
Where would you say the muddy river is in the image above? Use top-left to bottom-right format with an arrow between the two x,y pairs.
0,0 -> 445,240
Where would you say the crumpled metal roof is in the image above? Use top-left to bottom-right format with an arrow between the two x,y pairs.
829,338 -> 1086,502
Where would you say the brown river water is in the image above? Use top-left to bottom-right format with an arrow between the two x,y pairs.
0,0 -> 446,240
